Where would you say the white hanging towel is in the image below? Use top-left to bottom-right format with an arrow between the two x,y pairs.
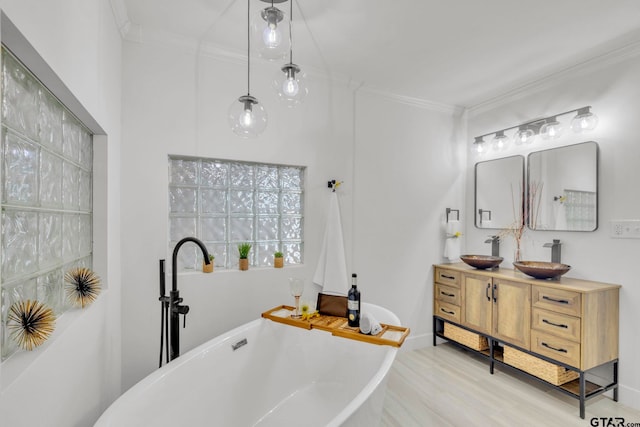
444,220 -> 461,261
313,191 -> 349,296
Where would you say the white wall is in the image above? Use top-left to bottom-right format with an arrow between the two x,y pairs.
0,0 -> 122,426
464,52 -> 640,410
353,90 -> 465,349
120,38 -> 356,389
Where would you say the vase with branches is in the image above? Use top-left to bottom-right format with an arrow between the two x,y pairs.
499,181 -> 543,262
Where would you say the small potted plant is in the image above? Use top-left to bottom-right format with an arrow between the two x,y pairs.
238,243 -> 251,271
203,254 -> 214,273
274,251 -> 284,268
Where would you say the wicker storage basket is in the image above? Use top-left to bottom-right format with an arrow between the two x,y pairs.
503,346 -> 579,385
443,323 -> 489,351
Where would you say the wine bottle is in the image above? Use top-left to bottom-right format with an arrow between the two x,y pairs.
347,273 -> 360,327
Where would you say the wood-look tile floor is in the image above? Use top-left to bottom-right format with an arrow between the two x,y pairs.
381,343 -> 640,427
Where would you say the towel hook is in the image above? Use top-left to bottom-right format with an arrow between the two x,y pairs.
446,208 -> 459,223
478,209 -> 492,224
327,180 -> 343,192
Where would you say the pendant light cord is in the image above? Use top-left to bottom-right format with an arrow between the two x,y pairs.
247,0 -> 251,96
288,0 -> 293,64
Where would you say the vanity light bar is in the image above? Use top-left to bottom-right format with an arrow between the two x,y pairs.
472,106 -> 598,152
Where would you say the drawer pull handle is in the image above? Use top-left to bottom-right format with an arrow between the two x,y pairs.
485,283 -> 491,301
441,291 -> 455,297
440,308 -> 455,315
441,274 -> 455,280
492,284 -> 497,303
541,342 -> 568,353
542,319 -> 568,329
542,296 -> 569,304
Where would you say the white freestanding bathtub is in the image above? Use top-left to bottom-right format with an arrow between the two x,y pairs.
95,303 -> 400,427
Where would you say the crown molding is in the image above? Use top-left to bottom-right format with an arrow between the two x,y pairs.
358,86 -> 462,115
120,23 -> 461,112
109,0 -> 131,38
469,36 -> 640,116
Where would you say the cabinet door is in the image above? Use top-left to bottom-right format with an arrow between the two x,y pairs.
462,274 -> 492,335
493,279 -> 531,350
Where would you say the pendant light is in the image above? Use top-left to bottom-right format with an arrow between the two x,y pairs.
254,0 -> 288,61
272,0 -> 308,106
229,0 -> 267,138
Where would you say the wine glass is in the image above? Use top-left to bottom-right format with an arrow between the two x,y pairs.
288,277 -> 304,318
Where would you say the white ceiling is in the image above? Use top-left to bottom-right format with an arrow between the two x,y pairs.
118,0 -> 640,108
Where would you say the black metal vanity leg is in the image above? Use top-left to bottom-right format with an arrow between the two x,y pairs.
580,371 -> 586,419
489,340 -> 495,374
432,317 -> 436,346
614,361 -> 619,402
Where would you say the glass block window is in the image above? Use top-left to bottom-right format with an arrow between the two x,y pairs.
0,48 -> 93,360
168,156 -> 304,270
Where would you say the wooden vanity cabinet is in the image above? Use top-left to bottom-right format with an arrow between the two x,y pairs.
490,278 -> 531,350
462,274 -> 531,350
433,263 -> 621,419
433,267 -> 462,324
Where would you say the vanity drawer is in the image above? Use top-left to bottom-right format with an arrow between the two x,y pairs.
435,283 -> 461,306
532,308 -> 581,342
435,300 -> 461,324
532,286 -> 581,317
531,330 -> 581,369
435,268 -> 461,288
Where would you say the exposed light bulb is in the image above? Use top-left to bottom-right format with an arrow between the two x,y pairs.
273,64 -> 307,107
282,76 -> 299,96
262,25 -> 282,49
491,132 -> 509,150
514,127 -> 535,145
228,95 -> 267,138
571,108 -> 598,133
540,118 -> 563,140
473,137 -> 486,153
254,5 -> 287,59
239,106 -> 254,128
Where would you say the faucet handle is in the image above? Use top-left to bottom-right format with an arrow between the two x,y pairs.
175,304 -> 190,327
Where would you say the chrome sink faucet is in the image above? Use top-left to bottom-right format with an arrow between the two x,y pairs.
484,235 -> 500,257
543,239 -> 562,263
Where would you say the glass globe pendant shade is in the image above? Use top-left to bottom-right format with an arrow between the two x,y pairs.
571,108 -> 598,133
540,117 -> 563,140
491,131 -> 509,150
228,95 -> 267,138
514,126 -> 535,145
252,6 -> 288,61
273,63 -> 308,107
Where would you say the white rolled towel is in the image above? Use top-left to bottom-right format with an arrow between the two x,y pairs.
360,312 -> 382,335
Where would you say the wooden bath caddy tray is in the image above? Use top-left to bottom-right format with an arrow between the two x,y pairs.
261,305 -> 410,347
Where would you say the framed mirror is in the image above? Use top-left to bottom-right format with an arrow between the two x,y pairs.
527,141 -> 598,231
475,155 -> 525,229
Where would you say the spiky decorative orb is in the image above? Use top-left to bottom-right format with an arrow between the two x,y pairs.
65,267 -> 101,308
7,300 -> 56,351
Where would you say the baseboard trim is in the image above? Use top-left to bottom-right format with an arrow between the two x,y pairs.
399,332 -> 432,352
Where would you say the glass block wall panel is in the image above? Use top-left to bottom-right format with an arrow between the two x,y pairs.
1,48 -> 93,361
200,160 -> 228,187
169,156 -> 304,270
